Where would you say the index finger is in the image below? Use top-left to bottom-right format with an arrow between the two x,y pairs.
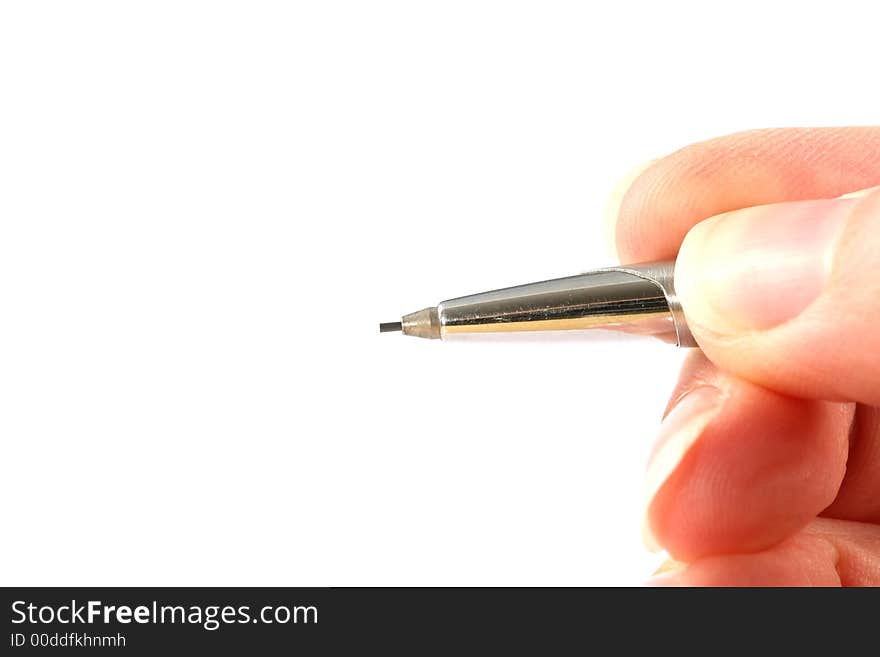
611,127 -> 880,263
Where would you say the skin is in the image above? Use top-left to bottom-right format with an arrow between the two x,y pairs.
609,127 -> 880,585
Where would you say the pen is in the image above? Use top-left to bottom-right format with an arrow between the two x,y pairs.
380,260 -> 698,347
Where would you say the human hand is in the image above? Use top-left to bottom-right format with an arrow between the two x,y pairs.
609,127 -> 880,585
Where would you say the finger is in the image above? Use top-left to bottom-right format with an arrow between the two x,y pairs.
674,187 -> 880,404
646,517 -> 880,586
610,127 -> 880,263
644,352 -> 851,562
823,405 -> 880,523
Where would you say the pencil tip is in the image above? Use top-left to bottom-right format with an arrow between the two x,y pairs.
379,321 -> 403,333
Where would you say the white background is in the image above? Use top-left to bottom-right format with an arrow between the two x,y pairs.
1,1 -> 877,585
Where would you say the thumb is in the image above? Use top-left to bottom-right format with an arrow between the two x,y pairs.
674,186 -> 880,405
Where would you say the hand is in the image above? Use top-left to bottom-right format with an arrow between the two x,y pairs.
609,127 -> 880,586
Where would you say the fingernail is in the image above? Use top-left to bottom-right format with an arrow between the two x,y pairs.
643,571 -> 685,587
675,198 -> 855,332
653,558 -> 686,575
642,386 -> 722,552
838,185 -> 880,199
603,159 -> 656,259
